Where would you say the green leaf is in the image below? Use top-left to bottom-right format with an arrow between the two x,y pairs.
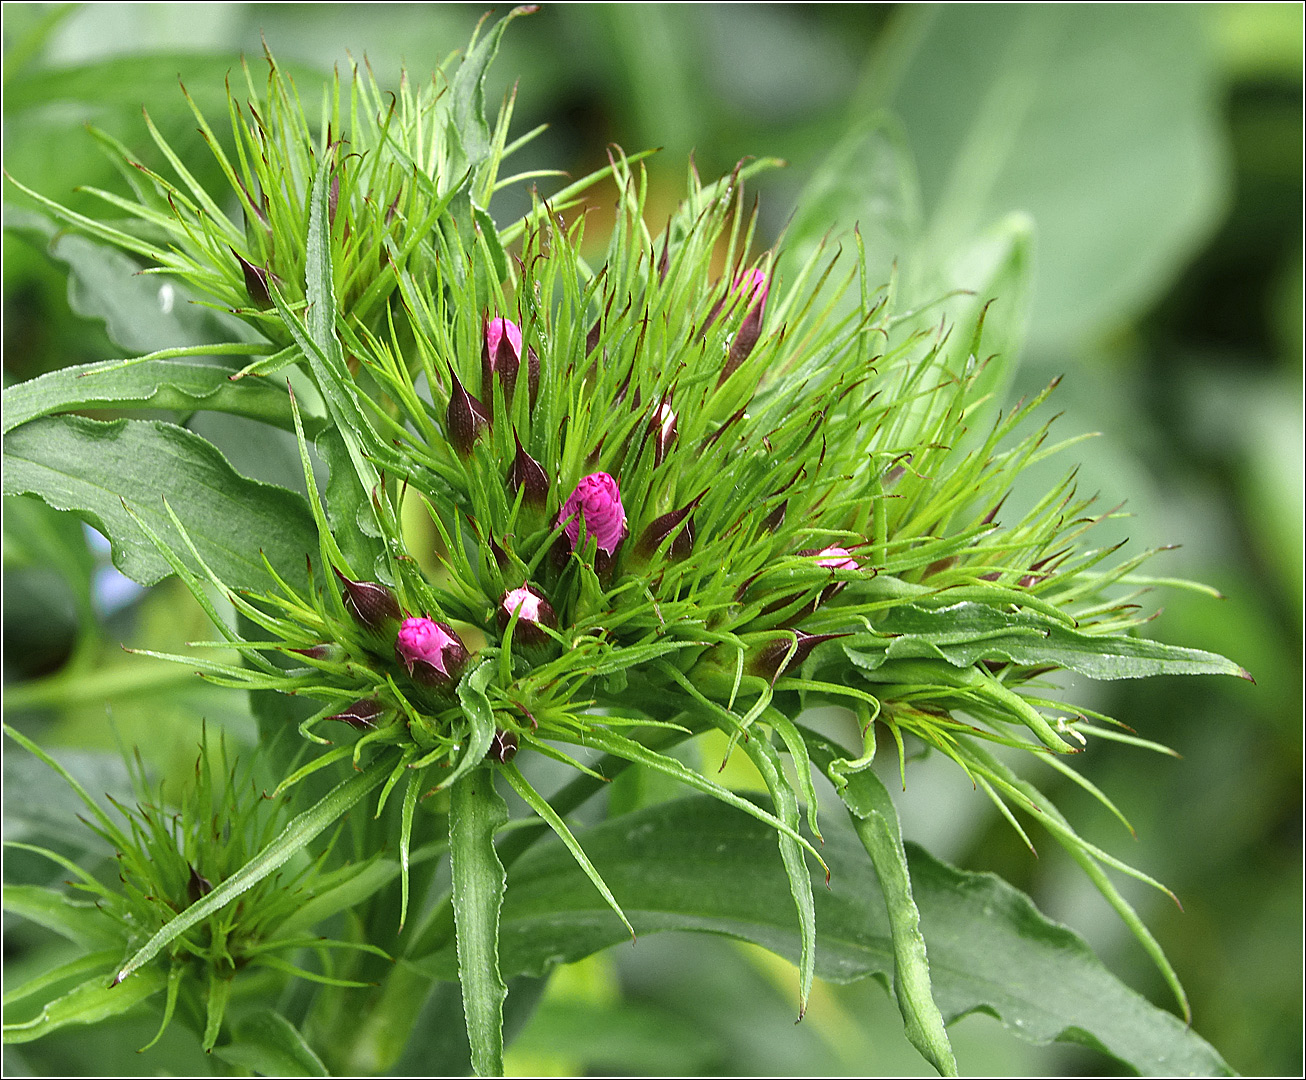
415,796 -> 1232,1076
112,754 -> 395,985
449,765 -> 510,1078
2,968 -> 166,1045
276,857 -> 399,938
806,731 -> 957,1077
317,425 -> 386,581
448,7 -> 535,170
2,949 -> 119,1009
2,354 -> 298,435
780,112 -> 921,298
211,1008 -> 329,1077
437,660 -> 499,793
2,414 -> 316,591
1,885 -> 122,951
852,600 -> 1251,680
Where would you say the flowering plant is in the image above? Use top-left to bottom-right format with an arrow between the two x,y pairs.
2,10 -> 1249,1076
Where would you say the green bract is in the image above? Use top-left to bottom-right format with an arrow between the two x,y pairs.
2,12 -> 1248,1077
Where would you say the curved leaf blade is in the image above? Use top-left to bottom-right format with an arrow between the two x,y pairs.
413,795 -> 1232,1076
2,415 -> 316,590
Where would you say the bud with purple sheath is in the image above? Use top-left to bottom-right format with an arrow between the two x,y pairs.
497,584 -> 557,647
395,616 -> 469,688
482,315 -> 540,408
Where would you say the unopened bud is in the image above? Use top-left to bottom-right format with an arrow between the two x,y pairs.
507,432 -> 550,508
488,729 -> 519,764
447,368 -> 491,457
650,400 -> 677,466
558,472 -> 627,555
752,630 -> 848,685
636,496 -> 702,560
497,584 -> 557,646
233,250 -> 273,309
333,568 -> 402,634
481,316 -> 539,409
396,616 -> 469,688
721,269 -> 769,383
328,698 -> 388,731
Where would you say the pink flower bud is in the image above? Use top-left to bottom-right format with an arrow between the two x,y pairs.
481,315 -> 539,408
395,616 -> 468,687
497,584 -> 557,646
558,472 -> 627,555
813,546 -> 858,571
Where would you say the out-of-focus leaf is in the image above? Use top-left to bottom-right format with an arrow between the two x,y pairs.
781,113 -> 921,294
3,205 -> 252,353
2,53 -> 322,114
2,968 -> 166,1045
2,415 -> 316,591
211,1008 -> 328,1077
845,601 -> 1251,680
415,795 -> 1232,1075
874,4 -> 1228,348
1,885 -> 122,951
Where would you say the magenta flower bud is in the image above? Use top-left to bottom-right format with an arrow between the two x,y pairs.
558,472 -> 627,555
396,616 -> 469,687
333,568 -> 402,634
447,368 -> 491,457
812,546 -> 858,571
328,698 -> 388,731
649,400 -> 677,467
497,584 -> 557,646
722,269 -> 769,382
481,315 -> 539,408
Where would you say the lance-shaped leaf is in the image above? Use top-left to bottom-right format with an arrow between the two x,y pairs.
805,728 -> 957,1077
1,351 -> 302,435
449,765 -> 510,1078
850,601 -> 1251,680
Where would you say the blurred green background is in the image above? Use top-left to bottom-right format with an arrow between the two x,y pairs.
3,3 -> 1301,1076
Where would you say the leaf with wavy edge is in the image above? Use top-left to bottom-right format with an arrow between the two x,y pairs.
411,795 -> 1231,1076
